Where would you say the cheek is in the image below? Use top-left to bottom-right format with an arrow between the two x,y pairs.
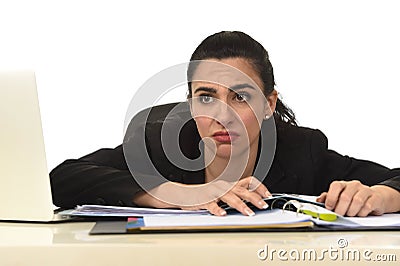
194,117 -> 213,137
239,110 -> 262,138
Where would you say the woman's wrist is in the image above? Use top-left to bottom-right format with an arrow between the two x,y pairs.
132,190 -> 169,208
132,182 -> 190,209
371,185 -> 400,213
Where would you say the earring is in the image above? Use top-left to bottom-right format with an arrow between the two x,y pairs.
264,114 -> 270,120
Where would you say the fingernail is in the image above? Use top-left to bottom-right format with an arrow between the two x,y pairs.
245,208 -> 255,216
258,201 -> 269,209
265,191 -> 272,198
220,210 -> 227,216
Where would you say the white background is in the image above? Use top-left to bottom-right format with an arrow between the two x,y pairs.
0,0 -> 399,170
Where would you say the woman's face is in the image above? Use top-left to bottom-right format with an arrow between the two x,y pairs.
190,58 -> 277,159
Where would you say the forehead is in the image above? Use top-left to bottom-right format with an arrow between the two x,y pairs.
190,58 -> 263,91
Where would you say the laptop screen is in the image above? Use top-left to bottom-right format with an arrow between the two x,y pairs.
0,71 -> 55,221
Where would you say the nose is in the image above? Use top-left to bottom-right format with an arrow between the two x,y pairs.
214,100 -> 234,126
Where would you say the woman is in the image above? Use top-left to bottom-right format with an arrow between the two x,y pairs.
50,31 -> 400,217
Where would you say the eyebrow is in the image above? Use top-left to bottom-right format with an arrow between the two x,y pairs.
230,83 -> 256,91
193,83 -> 256,94
194,87 -> 217,94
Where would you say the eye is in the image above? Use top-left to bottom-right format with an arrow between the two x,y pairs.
235,92 -> 250,103
198,95 -> 214,104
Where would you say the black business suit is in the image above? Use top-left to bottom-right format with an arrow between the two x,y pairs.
50,102 -> 400,208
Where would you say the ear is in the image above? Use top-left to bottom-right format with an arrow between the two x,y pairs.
264,89 -> 278,119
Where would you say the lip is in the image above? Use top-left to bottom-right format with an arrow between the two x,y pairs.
212,131 -> 239,143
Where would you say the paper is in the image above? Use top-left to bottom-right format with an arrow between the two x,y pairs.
60,204 -> 208,217
313,213 -> 400,227
62,194 -> 325,218
137,210 -> 400,230
348,213 -> 400,226
62,195 -> 400,230
142,209 -> 310,227
311,213 -> 400,227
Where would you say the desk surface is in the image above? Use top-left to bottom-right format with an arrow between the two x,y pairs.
0,221 -> 399,266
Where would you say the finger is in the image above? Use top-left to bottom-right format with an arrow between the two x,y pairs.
316,192 -> 327,203
358,194 -> 384,217
220,192 -> 255,216
356,200 -> 374,217
243,176 -> 271,198
232,185 -> 269,210
333,181 -> 363,216
206,201 -> 227,216
345,188 -> 373,217
180,205 -> 201,211
252,182 -> 272,198
324,181 -> 347,210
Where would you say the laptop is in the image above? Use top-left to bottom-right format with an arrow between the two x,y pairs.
0,70 -> 72,222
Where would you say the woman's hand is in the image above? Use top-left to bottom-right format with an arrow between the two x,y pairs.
132,176 -> 272,216
187,176 -> 272,216
316,180 -> 400,216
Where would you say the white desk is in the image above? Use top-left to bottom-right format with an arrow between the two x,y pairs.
0,221 -> 399,266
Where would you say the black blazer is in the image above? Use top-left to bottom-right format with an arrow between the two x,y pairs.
50,102 -> 400,208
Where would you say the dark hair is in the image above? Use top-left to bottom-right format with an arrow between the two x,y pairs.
187,31 -> 297,126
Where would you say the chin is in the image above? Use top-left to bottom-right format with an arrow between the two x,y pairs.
215,144 -> 248,159
215,145 -> 232,158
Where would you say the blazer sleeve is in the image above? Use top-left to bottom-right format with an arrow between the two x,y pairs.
50,110 -> 164,209
50,115 -> 168,209
379,176 -> 400,192
311,129 -> 400,193
50,145 -> 142,208
50,118 -> 168,209
50,103 -> 193,209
